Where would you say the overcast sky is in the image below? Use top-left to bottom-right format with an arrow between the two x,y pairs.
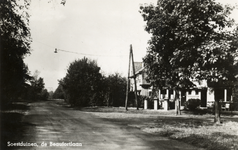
24,0 -> 238,91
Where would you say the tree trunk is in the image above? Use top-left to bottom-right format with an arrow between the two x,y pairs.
214,88 -> 221,124
175,89 -> 181,115
107,93 -> 109,107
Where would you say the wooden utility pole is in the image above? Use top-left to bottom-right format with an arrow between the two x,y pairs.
125,48 -> 131,111
125,45 -> 139,110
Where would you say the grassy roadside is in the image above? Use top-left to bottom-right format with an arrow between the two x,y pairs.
0,102 -> 30,149
142,119 -> 238,150
82,106 -> 238,150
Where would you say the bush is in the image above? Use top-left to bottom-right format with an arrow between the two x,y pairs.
184,99 -> 201,111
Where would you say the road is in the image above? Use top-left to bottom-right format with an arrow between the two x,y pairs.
10,100 -> 203,150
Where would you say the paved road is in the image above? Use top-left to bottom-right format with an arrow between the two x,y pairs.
12,100 -> 203,150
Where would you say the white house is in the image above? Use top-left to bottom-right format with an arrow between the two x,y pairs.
130,62 -> 233,111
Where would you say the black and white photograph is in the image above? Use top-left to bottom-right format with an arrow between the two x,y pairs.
1,0 -> 238,149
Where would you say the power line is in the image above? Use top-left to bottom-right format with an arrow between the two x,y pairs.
54,48 -> 127,57
33,40 -> 128,57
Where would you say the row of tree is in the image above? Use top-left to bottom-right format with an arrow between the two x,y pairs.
1,0 -> 33,108
0,0 -> 50,108
52,57 -> 128,107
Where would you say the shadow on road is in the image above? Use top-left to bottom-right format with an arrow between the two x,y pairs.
1,102 -> 35,150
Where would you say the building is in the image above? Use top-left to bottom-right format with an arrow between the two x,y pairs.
130,62 -> 233,110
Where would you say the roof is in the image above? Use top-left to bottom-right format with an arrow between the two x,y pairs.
134,62 -> 143,73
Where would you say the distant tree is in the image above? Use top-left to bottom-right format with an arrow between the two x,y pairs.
103,73 -> 127,107
53,84 -> 65,99
24,71 -> 47,101
60,57 -> 102,107
140,0 -> 238,123
39,89 -> 49,100
0,0 -> 32,107
48,91 -> 54,99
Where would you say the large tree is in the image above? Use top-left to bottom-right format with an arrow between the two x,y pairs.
140,0 -> 238,123
0,0 -> 32,107
60,57 -> 102,107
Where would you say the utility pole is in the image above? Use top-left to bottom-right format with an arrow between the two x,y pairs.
125,45 -> 139,110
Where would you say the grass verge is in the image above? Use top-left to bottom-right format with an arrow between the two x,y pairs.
81,106 -> 238,150
142,120 -> 238,150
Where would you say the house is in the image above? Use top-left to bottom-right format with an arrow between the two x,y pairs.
130,62 -> 233,110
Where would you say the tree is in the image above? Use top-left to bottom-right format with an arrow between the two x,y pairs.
48,91 -> 54,99
60,57 -> 102,107
140,0 -> 238,123
24,70 -> 47,101
0,0 -> 32,108
53,84 -> 65,99
103,73 -> 127,107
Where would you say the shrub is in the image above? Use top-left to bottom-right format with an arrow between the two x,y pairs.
184,99 -> 201,111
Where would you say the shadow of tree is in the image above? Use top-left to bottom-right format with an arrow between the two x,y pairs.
1,102 -> 35,149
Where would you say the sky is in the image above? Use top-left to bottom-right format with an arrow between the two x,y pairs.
24,0 -> 238,92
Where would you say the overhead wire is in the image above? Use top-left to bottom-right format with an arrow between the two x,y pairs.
33,40 -> 127,57
54,48 -> 127,57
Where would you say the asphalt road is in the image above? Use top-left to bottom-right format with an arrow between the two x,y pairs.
10,100 -> 203,150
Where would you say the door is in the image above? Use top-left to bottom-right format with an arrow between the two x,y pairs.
201,89 -> 207,107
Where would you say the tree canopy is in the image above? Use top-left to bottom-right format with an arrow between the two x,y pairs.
103,73 -> 127,107
140,0 -> 238,121
0,0 -> 32,107
140,0 -> 237,89
60,57 -> 102,107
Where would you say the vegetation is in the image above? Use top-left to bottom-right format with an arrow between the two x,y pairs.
57,57 -> 127,107
60,57 -> 102,107
53,84 -> 65,99
143,120 -> 238,150
184,99 -> 201,111
103,73 -> 127,107
79,106 -> 238,150
21,70 -> 49,101
140,0 -> 238,123
0,0 -> 32,108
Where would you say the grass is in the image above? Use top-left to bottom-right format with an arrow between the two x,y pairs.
142,120 -> 238,150
81,106 -> 238,150
0,102 -> 31,149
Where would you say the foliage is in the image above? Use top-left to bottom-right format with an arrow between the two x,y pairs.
0,0 -> 32,107
22,71 -> 48,101
53,84 -> 65,99
103,73 -> 127,107
60,57 -> 102,107
184,99 -> 201,111
140,0 -> 237,89
48,91 -> 54,99
39,89 -> 49,100
140,0 -> 238,121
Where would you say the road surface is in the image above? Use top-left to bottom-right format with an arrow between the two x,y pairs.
8,100 -> 203,150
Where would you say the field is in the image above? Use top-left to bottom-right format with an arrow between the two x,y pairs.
81,106 -> 238,150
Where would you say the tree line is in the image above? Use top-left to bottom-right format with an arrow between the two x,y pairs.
52,57 -> 130,107
0,0 -> 50,109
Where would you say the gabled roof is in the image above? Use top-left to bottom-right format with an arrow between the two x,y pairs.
134,62 -> 143,73
130,62 -> 144,76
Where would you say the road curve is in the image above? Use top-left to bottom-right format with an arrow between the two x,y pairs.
12,100 -> 202,150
